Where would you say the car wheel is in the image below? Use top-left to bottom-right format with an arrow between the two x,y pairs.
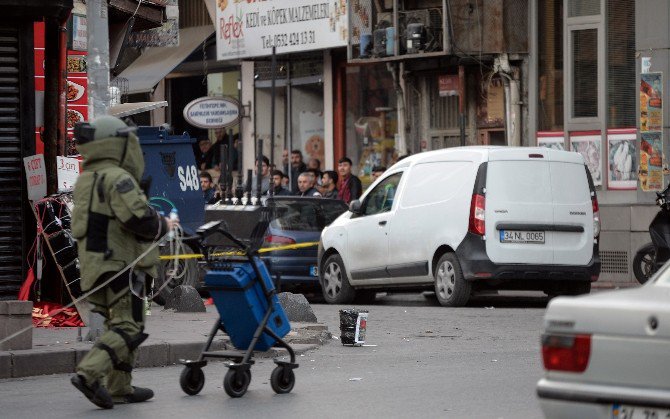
434,253 -> 471,307
153,243 -> 200,305
321,254 -> 355,304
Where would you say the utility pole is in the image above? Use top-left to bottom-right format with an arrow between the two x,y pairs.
84,0 -> 111,340
87,0 -> 111,121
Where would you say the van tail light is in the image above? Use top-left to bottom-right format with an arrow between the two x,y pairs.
541,333 -> 591,373
468,194 -> 486,236
264,235 -> 296,246
592,196 -> 600,239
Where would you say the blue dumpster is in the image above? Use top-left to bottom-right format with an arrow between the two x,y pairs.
138,126 -> 204,235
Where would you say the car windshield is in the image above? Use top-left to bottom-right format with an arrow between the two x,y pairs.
268,199 -> 348,232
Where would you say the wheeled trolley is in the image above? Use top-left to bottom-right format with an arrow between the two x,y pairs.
179,220 -> 298,398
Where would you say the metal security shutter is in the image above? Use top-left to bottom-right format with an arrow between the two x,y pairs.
0,25 -> 24,300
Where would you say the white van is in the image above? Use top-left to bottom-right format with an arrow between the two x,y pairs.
318,147 -> 601,307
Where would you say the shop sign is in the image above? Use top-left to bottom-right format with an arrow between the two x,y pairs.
216,0 -> 348,59
70,14 -> 87,51
57,156 -> 81,192
24,154 -> 47,201
183,96 -> 240,129
438,75 -> 458,97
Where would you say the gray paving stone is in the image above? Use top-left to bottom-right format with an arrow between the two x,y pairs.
136,342 -> 168,368
11,348 -> 76,377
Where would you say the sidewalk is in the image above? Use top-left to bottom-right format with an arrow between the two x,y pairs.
0,304 -> 331,379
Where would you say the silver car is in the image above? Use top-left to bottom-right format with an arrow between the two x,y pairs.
537,269 -> 670,418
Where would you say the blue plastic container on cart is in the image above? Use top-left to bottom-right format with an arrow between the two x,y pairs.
205,257 -> 291,351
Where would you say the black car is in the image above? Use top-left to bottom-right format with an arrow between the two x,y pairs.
261,197 -> 349,293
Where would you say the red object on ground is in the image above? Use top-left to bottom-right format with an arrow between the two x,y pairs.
18,268 -> 36,301
32,302 -> 84,327
204,297 -> 214,306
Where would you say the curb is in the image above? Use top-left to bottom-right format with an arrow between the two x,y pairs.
1,328 -> 330,379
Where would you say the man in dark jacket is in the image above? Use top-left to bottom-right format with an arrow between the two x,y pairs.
268,170 -> 291,196
283,149 -> 307,193
321,170 -> 339,199
296,172 -> 322,197
337,157 -> 362,204
70,116 -> 175,409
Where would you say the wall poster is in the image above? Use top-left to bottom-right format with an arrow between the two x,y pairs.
607,128 -> 637,190
641,72 -> 662,132
537,131 -> 565,150
570,131 -> 602,186
640,131 -> 663,192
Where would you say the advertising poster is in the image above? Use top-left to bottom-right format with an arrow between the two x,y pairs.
216,0 -> 348,59
299,111 -> 325,165
537,131 -> 565,150
641,72 -> 663,132
607,129 -> 637,190
640,131 -> 663,191
570,132 -> 602,186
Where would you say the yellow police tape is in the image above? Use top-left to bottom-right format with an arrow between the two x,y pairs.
158,241 -> 320,260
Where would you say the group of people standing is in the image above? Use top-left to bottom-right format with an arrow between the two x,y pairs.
199,149 -> 374,205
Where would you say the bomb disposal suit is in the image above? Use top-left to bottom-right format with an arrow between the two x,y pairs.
70,116 -> 168,409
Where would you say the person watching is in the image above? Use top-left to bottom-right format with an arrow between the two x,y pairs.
321,170 -> 339,199
200,171 -> 219,204
296,172 -> 322,197
268,169 -> 291,196
371,165 -> 387,182
337,157 -> 362,204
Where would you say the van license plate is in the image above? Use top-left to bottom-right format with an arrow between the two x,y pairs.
499,230 -> 545,244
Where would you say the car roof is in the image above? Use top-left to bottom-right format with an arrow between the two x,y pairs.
388,146 -> 584,170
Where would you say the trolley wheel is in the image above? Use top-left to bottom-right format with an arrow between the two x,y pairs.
270,366 -> 295,394
180,366 -> 205,396
223,369 -> 251,398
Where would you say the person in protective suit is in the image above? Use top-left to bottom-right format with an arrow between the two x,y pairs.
69,116 -> 176,409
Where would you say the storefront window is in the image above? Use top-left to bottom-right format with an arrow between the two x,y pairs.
607,0 -> 635,128
568,0 -> 600,17
345,64 -> 397,186
572,29 -> 598,118
538,0 -> 563,131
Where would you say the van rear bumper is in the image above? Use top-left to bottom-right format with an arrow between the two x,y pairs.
455,233 -> 601,284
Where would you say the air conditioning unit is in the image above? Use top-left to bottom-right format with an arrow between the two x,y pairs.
399,9 -> 443,54
372,12 -> 393,57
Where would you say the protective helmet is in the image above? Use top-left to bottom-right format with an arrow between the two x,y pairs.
73,115 -> 136,144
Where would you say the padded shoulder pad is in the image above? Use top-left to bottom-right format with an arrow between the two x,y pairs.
115,177 -> 135,194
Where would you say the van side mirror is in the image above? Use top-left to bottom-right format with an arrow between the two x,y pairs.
349,199 -> 362,214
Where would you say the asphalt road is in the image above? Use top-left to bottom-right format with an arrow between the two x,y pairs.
0,292 -> 549,419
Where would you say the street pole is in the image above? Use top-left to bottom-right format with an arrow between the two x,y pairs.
87,0 -> 111,121
85,0 -> 111,340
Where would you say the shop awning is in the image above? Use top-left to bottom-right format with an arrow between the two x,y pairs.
109,101 -> 168,118
118,25 -> 215,95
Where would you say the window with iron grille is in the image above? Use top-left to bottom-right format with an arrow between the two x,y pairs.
607,0 -> 635,129
537,0 -> 563,131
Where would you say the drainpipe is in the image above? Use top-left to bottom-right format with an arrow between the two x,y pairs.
495,54 -> 521,147
387,62 -> 407,156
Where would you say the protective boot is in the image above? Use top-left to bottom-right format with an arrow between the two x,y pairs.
112,386 -> 154,404
71,374 -> 114,409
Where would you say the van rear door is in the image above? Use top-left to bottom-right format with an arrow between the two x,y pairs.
485,152 -> 555,265
550,161 -> 593,265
